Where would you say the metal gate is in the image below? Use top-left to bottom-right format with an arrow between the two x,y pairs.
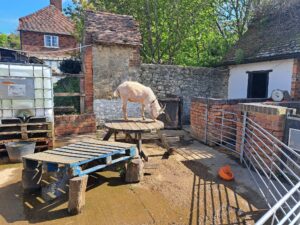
199,109 -> 300,224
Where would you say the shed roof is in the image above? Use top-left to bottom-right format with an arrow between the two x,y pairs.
84,11 -> 141,46
222,3 -> 300,65
18,5 -> 75,35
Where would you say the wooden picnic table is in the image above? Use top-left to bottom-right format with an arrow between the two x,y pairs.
103,118 -> 164,161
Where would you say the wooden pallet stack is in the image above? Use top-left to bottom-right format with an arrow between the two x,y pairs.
0,117 -> 53,153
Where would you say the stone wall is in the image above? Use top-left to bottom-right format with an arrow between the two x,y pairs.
94,99 -> 142,124
91,64 -> 229,125
54,114 -> 96,137
92,45 -> 140,99
86,45 -> 229,124
138,64 -> 229,123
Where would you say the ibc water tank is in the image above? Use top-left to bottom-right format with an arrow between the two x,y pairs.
0,63 -> 54,122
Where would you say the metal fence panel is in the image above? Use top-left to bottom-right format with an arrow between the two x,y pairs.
200,109 -> 300,224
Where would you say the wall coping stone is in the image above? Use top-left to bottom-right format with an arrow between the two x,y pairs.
141,63 -> 229,72
239,103 -> 296,115
191,97 -> 268,105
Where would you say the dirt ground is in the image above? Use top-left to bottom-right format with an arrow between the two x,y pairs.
0,131 -> 267,225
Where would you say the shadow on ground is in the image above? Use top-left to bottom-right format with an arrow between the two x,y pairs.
176,143 -> 268,225
0,172 -> 126,224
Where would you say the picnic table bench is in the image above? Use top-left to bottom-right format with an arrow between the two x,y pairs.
103,118 -> 164,161
22,139 -> 138,214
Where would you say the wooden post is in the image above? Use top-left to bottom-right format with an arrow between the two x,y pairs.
21,124 -> 28,140
80,77 -> 85,114
68,175 -> 88,215
137,133 -> 148,161
103,129 -> 114,141
125,158 -> 144,183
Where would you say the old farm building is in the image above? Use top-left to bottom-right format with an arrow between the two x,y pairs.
223,4 -> 300,100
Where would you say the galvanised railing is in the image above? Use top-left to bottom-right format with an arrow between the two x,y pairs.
201,109 -> 300,225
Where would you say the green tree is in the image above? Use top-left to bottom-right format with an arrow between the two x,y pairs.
65,0 -> 96,42
0,34 -> 8,47
0,33 -> 20,49
66,0 -> 263,66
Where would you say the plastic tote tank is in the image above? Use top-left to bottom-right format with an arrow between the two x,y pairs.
0,63 -> 54,122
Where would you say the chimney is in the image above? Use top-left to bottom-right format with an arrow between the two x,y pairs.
50,0 -> 62,11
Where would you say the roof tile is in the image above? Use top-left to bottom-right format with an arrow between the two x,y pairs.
18,5 -> 75,35
84,11 -> 141,46
223,3 -> 300,65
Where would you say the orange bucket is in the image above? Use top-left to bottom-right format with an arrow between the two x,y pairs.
218,165 -> 234,181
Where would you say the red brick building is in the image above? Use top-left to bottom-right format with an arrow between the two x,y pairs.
18,0 -> 77,72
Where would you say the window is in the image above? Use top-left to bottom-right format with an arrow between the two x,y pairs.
247,70 -> 272,98
44,35 -> 59,48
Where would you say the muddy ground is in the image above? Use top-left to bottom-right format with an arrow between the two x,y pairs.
0,131 -> 267,225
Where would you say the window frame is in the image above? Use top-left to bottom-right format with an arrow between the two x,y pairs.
44,35 -> 59,48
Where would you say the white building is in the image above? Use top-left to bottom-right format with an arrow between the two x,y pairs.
222,4 -> 300,100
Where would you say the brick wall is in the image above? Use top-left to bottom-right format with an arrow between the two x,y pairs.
54,114 -> 96,137
291,58 -> 300,100
82,46 -> 94,113
236,103 -> 294,169
20,31 -> 77,58
50,0 -> 62,11
191,97 -> 295,171
236,104 -> 292,150
190,97 -> 267,143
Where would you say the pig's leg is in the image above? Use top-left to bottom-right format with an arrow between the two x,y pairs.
141,104 -> 145,120
122,99 -> 128,121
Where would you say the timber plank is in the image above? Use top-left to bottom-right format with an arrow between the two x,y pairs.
110,122 -> 123,131
45,150 -> 92,159
61,145 -> 115,154
23,152 -> 83,164
80,140 -> 134,148
127,122 -> 137,131
0,122 -> 51,127
104,119 -> 164,133
70,143 -> 118,152
55,148 -> 102,157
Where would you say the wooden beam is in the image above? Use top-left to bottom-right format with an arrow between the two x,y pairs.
52,73 -> 84,78
54,93 -> 85,97
80,77 -> 85,114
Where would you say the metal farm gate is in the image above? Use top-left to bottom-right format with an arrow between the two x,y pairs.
198,109 -> 300,225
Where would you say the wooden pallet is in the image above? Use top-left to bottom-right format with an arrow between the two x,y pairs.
23,139 -> 137,176
0,138 -> 52,153
22,139 -> 138,214
0,117 -> 53,153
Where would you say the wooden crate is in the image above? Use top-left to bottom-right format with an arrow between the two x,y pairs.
0,117 -> 53,153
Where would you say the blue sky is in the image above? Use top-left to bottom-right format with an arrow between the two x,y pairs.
0,0 -> 73,34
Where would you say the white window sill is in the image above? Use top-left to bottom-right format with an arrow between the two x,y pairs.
44,46 -> 60,49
